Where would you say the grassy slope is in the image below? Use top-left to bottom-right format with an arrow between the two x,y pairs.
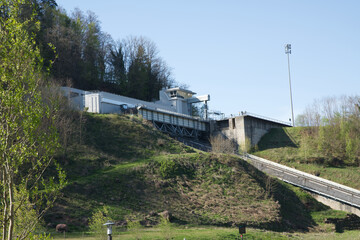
45,114 -> 346,234
254,127 -> 360,190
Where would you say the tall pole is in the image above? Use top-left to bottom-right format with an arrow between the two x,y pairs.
285,44 -> 295,126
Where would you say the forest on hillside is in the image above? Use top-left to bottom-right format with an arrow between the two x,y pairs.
18,0 -> 178,101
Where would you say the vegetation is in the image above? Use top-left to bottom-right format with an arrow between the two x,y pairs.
254,95 -> 360,190
0,1 -> 66,239
295,95 -> 360,166
48,227 -> 360,240
15,0 -> 176,101
2,1 -> 359,239
255,127 -> 360,190
41,113 -> 350,238
209,134 -> 236,154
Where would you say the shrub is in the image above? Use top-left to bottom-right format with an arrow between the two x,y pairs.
88,207 -> 112,239
210,134 -> 236,154
159,158 -> 195,179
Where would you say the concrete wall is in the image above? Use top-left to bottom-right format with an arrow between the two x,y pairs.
309,193 -> 360,217
245,154 -> 360,215
212,115 -> 289,149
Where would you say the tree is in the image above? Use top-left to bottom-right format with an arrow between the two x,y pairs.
122,36 -> 174,101
107,41 -> 127,93
297,95 -> 360,166
0,1 -> 66,239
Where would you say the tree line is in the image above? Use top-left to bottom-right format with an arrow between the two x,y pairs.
29,0 -> 176,101
296,95 -> 360,166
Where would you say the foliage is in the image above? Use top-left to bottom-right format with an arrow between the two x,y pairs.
44,112 -> 352,235
255,126 -> 360,190
295,95 -> 360,166
27,232 -> 53,240
210,134 -> 236,154
159,158 -> 195,179
33,5 -> 176,101
191,102 -> 206,118
88,207 -> 111,238
0,1 -> 66,239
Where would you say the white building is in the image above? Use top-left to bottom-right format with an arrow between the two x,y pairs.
61,87 -> 210,119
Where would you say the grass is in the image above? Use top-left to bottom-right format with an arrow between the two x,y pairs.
42,113 -> 358,238
48,226 -> 360,240
48,226 -> 296,240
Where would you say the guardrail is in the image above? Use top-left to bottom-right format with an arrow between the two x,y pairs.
244,154 -> 360,208
242,112 -> 293,127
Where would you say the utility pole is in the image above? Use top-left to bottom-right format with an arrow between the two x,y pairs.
285,44 -> 295,126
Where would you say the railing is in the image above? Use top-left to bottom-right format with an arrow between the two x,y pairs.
241,112 -> 292,126
215,111 -> 293,126
244,154 -> 360,208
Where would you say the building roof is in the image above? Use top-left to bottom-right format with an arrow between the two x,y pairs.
165,87 -> 196,95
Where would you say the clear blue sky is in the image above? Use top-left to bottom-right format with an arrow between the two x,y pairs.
57,0 -> 360,123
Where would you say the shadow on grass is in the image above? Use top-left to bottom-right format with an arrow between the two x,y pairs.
50,138 -> 317,234
257,128 -> 298,151
238,159 -> 316,232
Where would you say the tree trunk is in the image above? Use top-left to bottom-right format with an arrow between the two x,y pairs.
7,171 -> 14,240
2,169 -> 8,240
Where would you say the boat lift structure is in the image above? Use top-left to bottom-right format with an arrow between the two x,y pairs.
61,86 -> 210,138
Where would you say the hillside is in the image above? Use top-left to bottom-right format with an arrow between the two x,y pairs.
254,127 -> 360,190
45,114 -> 346,234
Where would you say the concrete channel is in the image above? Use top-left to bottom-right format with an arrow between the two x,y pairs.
244,154 -> 360,216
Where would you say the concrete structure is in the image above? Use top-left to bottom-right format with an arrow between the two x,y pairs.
245,154 -> 360,215
310,193 -> 360,216
138,106 -> 208,138
211,112 -> 291,149
61,86 -> 210,138
61,87 -> 209,117
62,87 -> 291,143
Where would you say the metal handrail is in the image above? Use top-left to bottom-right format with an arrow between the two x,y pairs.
245,154 -> 360,207
242,112 -> 292,126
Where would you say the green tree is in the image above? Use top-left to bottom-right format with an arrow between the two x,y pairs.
0,1 -> 66,239
88,207 -> 112,239
107,42 -> 127,94
122,36 -> 173,101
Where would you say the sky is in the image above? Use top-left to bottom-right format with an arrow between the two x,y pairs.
57,0 -> 360,123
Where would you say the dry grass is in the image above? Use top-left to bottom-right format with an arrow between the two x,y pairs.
209,134 -> 236,154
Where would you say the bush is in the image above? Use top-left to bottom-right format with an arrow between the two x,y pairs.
88,207 -> 112,239
296,96 -> 360,166
159,158 -> 195,179
210,134 -> 236,154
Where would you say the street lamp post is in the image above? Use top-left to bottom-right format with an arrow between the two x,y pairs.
103,221 -> 115,240
285,44 -> 295,126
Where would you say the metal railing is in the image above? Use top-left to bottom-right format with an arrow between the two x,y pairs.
241,112 -> 292,126
244,154 -> 360,208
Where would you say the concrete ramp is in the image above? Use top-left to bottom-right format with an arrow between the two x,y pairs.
244,154 -> 360,215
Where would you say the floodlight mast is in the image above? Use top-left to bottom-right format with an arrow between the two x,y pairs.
285,44 -> 295,126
